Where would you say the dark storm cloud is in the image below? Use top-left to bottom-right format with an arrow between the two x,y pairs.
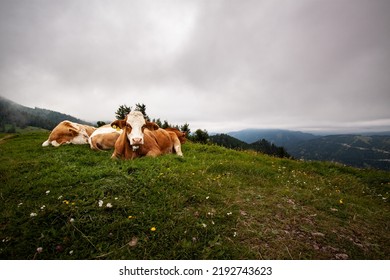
0,0 -> 389,132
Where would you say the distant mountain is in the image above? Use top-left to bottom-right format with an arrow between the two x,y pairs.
228,128 -> 318,150
0,96 -> 93,132
288,135 -> 390,170
209,133 -> 291,158
209,133 -> 250,150
226,128 -> 390,170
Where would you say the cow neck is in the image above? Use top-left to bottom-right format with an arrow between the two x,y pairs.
131,145 -> 141,159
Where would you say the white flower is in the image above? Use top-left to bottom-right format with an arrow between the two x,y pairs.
69,250 -> 73,255
58,195 -> 63,200
36,247 -> 43,253
30,212 -> 37,217
227,212 -> 232,216
98,200 -> 103,207
69,218 -> 75,223
18,203 -> 23,207
45,190 -> 50,195
40,205 -> 46,210
106,203 -> 113,208
202,223 -> 207,228
206,196 -> 210,200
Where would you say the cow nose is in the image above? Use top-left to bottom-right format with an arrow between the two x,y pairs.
132,138 -> 142,144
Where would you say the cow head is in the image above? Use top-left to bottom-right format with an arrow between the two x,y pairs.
111,111 -> 159,149
70,127 -> 90,144
64,122 -> 90,144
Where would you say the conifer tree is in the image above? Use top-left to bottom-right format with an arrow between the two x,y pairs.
180,123 -> 191,134
193,129 -> 209,143
134,103 -> 150,121
115,105 -> 131,120
162,120 -> 169,129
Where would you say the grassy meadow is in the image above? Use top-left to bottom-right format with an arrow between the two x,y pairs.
0,131 -> 389,259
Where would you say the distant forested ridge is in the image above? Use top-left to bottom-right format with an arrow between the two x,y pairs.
288,135 -> 390,170
0,96 -> 93,132
210,133 -> 291,158
228,128 -> 390,170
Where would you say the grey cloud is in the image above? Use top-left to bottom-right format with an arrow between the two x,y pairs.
173,0 -> 390,130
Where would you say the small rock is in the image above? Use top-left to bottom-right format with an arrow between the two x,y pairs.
129,237 -> 138,247
312,232 -> 325,238
240,210 -> 247,216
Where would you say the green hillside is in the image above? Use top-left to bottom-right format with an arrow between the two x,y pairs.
0,131 -> 389,259
0,96 -> 93,132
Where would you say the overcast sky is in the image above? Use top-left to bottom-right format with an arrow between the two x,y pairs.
1,0 -> 389,133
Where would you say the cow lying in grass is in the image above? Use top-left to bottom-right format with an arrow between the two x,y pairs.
111,111 -> 183,159
89,124 -> 122,150
42,121 -> 96,147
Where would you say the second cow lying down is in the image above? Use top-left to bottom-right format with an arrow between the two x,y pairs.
89,124 -> 122,150
110,111 -> 183,160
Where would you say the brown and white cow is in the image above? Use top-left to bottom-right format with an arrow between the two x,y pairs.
111,111 -> 183,160
42,121 -> 96,147
89,124 -> 122,150
165,127 -> 187,144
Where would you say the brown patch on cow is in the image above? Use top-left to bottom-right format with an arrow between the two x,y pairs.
145,122 -> 159,131
90,132 -> 121,150
112,127 -> 178,160
165,127 -> 187,144
84,125 -> 97,136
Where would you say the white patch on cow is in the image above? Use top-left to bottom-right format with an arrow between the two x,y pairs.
89,125 -> 122,148
90,126 -> 122,138
42,140 -> 50,147
71,133 -> 89,145
126,111 -> 146,146
88,135 -> 93,147
175,144 -> 183,157
51,140 -> 61,147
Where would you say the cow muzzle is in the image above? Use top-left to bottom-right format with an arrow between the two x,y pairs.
131,137 -> 143,145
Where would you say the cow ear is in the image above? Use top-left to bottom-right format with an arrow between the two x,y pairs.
145,122 -> 159,131
68,127 -> 79,136
111,120 -> 127,129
